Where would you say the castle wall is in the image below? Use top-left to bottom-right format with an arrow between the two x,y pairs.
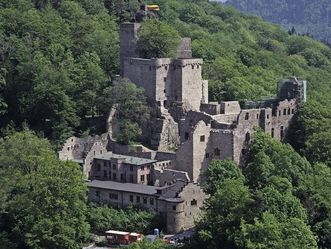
153,168 -> 189,187
155,59 -> 173,105
162,182 -> 207,233
123,58 -> 156,100
200,102 -> 220,115
271,99 -> 297,140
120,22 -> 141,75
178,59 -> 204,111
175,137 -> 194,181
213,114 -> 239,124
220,101 -> 241,114
84,141 -> 107,179
178,183 -> 206,230
58,136 -> 96,161
233,108 -> 267,164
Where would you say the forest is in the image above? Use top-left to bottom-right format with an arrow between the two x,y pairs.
0,0 -> 330,248
225,0 -> 331,43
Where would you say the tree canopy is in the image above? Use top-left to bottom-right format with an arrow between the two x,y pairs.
0,131 -> 89,249
225,0 -> 331,43
137,19 -> 181,58
189,131 -> 329,249
0,0 -> 330,166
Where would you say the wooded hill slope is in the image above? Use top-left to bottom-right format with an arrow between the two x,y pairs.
0,0 -> 330,164
0,1 -> 330,248
225,0 -> 331,43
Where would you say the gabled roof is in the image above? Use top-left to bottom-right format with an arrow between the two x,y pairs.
87,180 -> 158,195
87,180 -> 186,203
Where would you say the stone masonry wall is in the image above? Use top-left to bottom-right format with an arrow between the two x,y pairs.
58,134 -> 108,161
84,141 -> 107,179
88,187 -> 157,210
153,168 -> 190,187
165,182 -> 207,233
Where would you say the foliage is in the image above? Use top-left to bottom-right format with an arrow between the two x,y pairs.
0,131 -> 89,249
225,0 -> 331,43
190,131 -> 329,249
203,159 -> 244,195
88,204 -> 160,234
126,239 -> 171,249
0,0 -> 118,145
111,78 -> 150,144
137,19 -> 181,58
0,0 -> 330,167
240,212 -> 317,249
196,178 -> 253,249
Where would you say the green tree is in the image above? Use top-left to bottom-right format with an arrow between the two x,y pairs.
111,79 -> 150,144
0,131 -> 89,249
204,159 -> 244,195
88,204 -> 160,234
137,19 -> 181,58
240,212 -> 317,249
126,239 -> 171,249
196,179 -> 253,249
305,131 -> 331,167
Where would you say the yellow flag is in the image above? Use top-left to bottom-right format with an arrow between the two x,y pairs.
146,5 -> 160,11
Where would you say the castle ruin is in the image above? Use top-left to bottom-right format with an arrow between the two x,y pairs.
59,18 -> 306,233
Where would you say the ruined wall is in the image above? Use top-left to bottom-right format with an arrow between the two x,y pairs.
179,111 -> 214,144
84,141 -> 108,179
213,114 -> 239,124
155,59 -> 174,106
175,59 -> 204,111
177,38 -> 192,59
163,182 -> 206,233
123,58 -> 157,100
58,134 -> 108,161
191,121 -> 212,182
220,101 -> 241,114
176,120 -> 212,182
232,108 -> 263,164
178,183 -> 207,230
107,140 -> 152,155
175,136 -> 194,181
157,113 -> 179,151
120,22 -> 141,75
200,102 -> 220,115
271,99 -> 297,140
106,105 -> 120,140
202,80 -> 209,104
153,168 -> 189,187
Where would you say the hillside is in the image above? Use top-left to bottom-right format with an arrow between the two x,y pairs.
0,0 -> 330,165
224,0 -> 331,43
0,0 -> 330,248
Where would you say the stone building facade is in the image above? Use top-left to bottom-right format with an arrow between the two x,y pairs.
90,152 -> 156,185
87,180 -> 206,233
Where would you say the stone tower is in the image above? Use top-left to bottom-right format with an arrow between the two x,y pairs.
119,22 -> 208,112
